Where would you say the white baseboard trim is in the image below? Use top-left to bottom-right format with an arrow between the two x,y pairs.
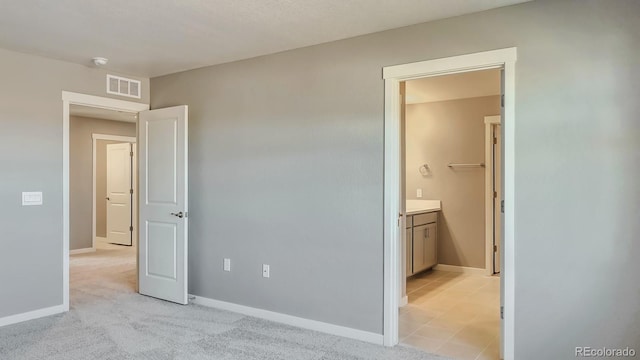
399,296 -> 408,307
0,304 -> 65,327
69,247 -> 96,255
434,264 -> 487,276
95,236 -> 107,243
190,295 -> 384,345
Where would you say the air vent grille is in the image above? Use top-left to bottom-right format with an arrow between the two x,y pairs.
106,74 -> 141,99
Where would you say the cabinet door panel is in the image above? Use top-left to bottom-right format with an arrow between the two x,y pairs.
424,222 -> 437,268
406,228 -> 412,276
412,224 -> 428,273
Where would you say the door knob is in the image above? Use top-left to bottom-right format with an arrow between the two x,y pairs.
171,211 -> 184,218
105,197 -> 110,201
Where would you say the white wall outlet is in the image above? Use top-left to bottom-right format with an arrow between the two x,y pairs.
22,192 -> 43,206
416,188 -> 423,198
223,258 -> 231,272
262,264 -> 270,278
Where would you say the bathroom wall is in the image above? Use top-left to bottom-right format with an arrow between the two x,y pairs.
406,95 -> 500,269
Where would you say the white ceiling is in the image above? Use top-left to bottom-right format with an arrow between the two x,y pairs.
0,0 -> 529,77
405,68 -> 501,104
70,104 -> 137,123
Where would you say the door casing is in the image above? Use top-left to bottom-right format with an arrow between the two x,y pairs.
382,48 -> 517,359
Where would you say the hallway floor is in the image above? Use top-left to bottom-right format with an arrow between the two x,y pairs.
400,270 -> 500,360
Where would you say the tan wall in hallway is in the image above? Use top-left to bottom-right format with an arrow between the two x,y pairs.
406,95 -> 500,269
69,116 -> 136,250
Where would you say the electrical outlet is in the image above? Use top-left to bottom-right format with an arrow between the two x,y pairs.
417,188 -> 423,198
262,264 -> 270,278
223,258 -> 231,272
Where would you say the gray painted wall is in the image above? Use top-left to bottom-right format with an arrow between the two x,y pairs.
69,116 -> 136,250
0,48 -> 148,318
151,0 -> 640,357
406,96 -> 500,269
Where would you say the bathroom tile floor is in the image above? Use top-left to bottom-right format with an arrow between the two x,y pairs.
400,270 -> 501,360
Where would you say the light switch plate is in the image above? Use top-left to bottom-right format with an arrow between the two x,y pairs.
262,264 -> 270,278
223,258 -> 231,272
22,192 -> 43,206
416,189 -> 423,198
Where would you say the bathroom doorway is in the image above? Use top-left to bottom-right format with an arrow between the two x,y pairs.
381,48 -> 517,359
398,69 -> 503,359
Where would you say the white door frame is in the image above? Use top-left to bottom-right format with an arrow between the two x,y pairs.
484,115 -> 501,276
382,48 -> 517,359
92,134 -> 137,249
62,91 -> 149,312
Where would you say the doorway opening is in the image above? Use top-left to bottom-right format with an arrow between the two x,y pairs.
63,91 -> 190,311
398,69 -> 502,359
382,48 -> 517,360
62,92 -> 148,311
67,103 -> 144,304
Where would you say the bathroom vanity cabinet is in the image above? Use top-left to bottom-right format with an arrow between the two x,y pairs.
406,211 -> 438,276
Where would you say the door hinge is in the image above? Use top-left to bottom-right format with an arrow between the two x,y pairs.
501,200 -> 505,213
129,226 -> 133,232
130,151 -> 134,157
493,137 -> 497,145
130,189 -> 133,194
501,94 -> 505,107
493,191 -> 497,199
500,306 -> 504,319
494,245 -> 498,252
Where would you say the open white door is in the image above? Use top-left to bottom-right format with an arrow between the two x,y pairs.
106,142 -> 133,246
139,105 -> 188,305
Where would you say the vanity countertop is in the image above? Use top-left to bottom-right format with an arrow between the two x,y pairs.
406,199 -> 441,215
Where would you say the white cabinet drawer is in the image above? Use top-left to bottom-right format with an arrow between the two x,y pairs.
413,212 -> 437,226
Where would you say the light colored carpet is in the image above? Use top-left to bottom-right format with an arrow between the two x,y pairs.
0,247 -> 450,360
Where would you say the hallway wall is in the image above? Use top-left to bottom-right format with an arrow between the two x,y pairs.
69,116 -> 136,250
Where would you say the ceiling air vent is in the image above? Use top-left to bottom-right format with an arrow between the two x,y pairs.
106,74 -> 141,99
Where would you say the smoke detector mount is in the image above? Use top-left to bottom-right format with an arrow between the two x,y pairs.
92,57 -> 108,66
